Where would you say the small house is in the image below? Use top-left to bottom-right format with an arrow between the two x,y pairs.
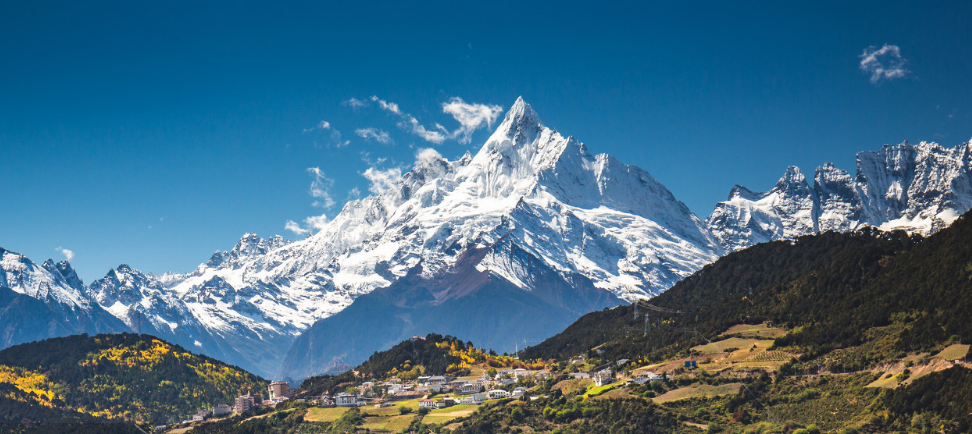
459,393 -> 487,405
487,389 -> 509,399
213,404 -> 232,417
335,393 -> 360,407
594,369 -> 614,387
434,398 -> 455,409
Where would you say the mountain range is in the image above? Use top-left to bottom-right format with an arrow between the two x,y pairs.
2,97 -> 970,379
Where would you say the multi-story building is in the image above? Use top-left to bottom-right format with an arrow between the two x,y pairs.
268,381 -> 290,400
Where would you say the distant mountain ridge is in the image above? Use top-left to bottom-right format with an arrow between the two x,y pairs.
2,98 -> 971,379
708,140 -> 972,251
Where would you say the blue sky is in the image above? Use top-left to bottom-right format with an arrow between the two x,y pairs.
2,1 -> 970,282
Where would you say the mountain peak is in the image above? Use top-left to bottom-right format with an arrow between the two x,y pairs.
727,185 -> 760,201
774,166 -> 809,190
500,97 -> 542,134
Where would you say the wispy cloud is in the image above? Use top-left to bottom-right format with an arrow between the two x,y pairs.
303,120 -> 350,147
860,44 -> 909,84
369,95 -> 500,145
285,169 -> 337,237
343,97 -> 368,110
284,220 -> 309,236
307,167 -> 336,209
371,95 -> 446,143
355,127 -> 393,144
285,214 -> 331,237
55,247 -> 74,262
371,96 -> 402,115
302,120 -> 331,134
441,98 -> 503,144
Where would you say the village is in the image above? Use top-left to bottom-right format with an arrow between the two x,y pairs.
174,354 -> 668,429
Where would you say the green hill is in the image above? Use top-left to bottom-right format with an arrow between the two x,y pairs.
522,215 -> 972,367
0,333 -> 266,426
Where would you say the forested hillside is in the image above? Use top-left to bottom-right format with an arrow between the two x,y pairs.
0,333 -> 266,426
522,214 -> 972,366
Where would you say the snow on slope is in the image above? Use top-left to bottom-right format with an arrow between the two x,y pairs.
708,139 -> 972,251
81,97 -> 722,376
1,248 -> 91,310
0,248 -> 128,347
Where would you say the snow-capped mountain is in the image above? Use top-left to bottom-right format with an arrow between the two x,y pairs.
2,98 -> 971,379
0,248 -> 127,347
708,140 -> 972,252
1,98 -> 722,378
279,98 -> 723,377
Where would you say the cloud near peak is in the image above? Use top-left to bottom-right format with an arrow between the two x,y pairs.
307,167 -> 336,209
55,247 -> 74,261
366,95 -> 501,145
441,97 -> 503,144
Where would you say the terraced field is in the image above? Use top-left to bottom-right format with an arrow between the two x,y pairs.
690,332 -> 796,372
652,383 -> 742,403
719,323 -> 788,339
692,337 -> 765,354
746,350 -> 795,363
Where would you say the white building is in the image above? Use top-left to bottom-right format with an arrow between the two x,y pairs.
386,384 -> 404,395
594,369 -> 614,387
460,393 -> 487,405
511,387 -> 527,398
419,399 -> 436,409
632,371 -> 663,384
487,389 -> 509,399
335,393 -> 360,407
513,369 -> 533,378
